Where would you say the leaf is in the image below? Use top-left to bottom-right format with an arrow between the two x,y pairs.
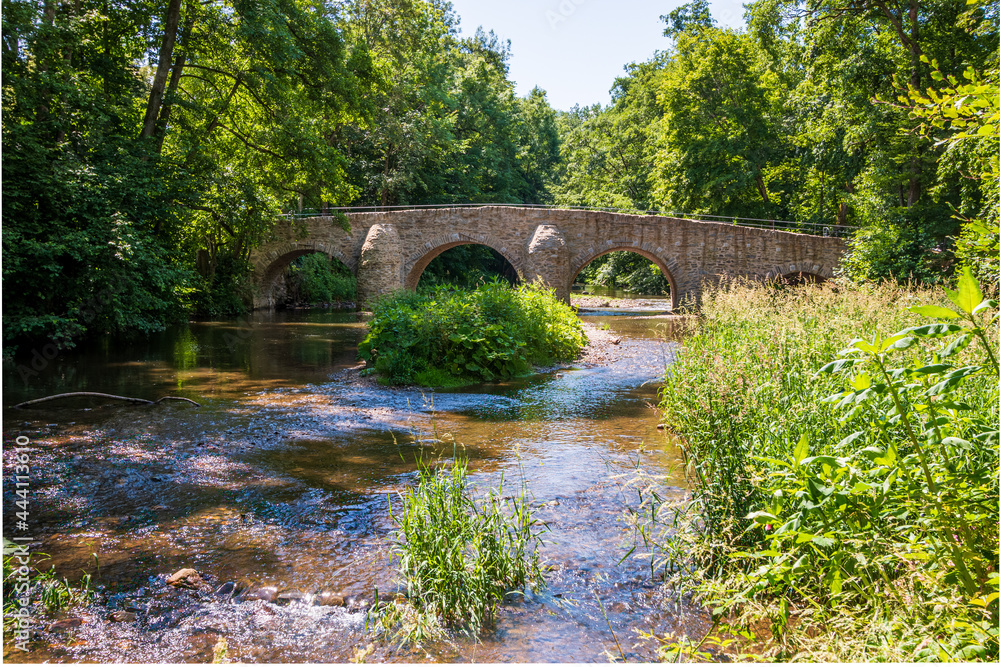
817,359 -> 855,374
852,339 -> 878,354
747,510 -> 778,524
941,437 -> 972,450
801,455 -> 840,467
943,265 -> 984,315
926,365 -> 982,395
850,373 -> 871,390
938,334 -> 971,359
835,431 -> 864,448
972,299 -> 998,316
906,323 -> 964,338
812,535 -> 836,548
850,481 -> 873,495
973,430 -> 999,446
793,435 -> 809,465
908,304 -> 960,319
884,336 -> 916,351
910,363 -> 952,376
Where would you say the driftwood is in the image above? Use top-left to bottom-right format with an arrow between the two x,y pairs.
12,392 -> 200,409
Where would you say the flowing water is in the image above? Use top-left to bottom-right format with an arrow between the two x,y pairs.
2,298 -> 711,663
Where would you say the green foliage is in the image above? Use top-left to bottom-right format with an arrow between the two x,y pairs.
373,454 -> 544,645
650,278 -> 998,660
418,245 -> 518,290
895,55 -> 999,291
285,253 -> 357,304
337,3 -> 561,207
552,0 -> 995,288
359,281 -> 587,386
576,251 -> 671,295
1,0 -> 371,349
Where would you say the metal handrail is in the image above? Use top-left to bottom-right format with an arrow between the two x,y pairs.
277,202 -> 855,238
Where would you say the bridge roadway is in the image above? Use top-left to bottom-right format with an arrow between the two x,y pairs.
249,206 -> 846,310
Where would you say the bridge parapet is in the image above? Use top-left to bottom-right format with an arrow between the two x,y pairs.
249,207 -> 847,310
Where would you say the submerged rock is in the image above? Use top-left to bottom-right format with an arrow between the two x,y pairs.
237,586 -> 278,603
276,589 -> 307,605
166,568 -> 209,591
313,589 -> 345,607
48,617 -> 84,632
108,610 -> 137,623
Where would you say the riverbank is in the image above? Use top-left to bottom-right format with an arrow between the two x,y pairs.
651,279 -> 998,661
571,294 -> 671,311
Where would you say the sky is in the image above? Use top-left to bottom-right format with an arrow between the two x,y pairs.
447,0 -> 748,111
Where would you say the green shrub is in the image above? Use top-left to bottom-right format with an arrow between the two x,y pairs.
646,276 -> 998,661
358,280 -> 587,386
576,251 -> 671,295
286,253 -> 356,304
373,454 -> 544,646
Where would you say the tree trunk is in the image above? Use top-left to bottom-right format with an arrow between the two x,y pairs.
152,15 -> 194,153
837,180 -> 854,225
753,165 -> 771,204
141,0 -> 183,140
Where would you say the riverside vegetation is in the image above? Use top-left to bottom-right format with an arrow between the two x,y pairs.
370,453 -> 544,648
638,273 -> 998,661
358,281 -> 587,387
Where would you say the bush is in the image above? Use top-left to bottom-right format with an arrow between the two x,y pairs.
576,251 -> 671,295
286,253 -> 356,304
358,280 -> 587,386
373,454 -> 544,646
646,276 -> 998,661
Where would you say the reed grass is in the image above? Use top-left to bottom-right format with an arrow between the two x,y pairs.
641,277 -> 998,661
372,453 -> 544,647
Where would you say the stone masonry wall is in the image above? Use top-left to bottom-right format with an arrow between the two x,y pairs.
250,207 -> 846,309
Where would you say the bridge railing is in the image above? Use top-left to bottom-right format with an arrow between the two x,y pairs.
277,203 -> 855,238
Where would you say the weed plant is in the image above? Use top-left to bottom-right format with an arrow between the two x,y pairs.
3,544 -> 95,640
359,280 -> 587,386
372,454 -> 544,647
644,274 -> 998,661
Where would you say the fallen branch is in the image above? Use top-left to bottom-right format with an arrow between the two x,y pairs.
12,392 -> 201,409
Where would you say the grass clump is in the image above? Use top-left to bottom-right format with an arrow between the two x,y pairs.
372,454 -> 544,647
645,274 -> 998,661
359,280 -> 587,386
3,543 -> 95,642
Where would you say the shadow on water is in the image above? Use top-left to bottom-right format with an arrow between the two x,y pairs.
2,308 -> 710,663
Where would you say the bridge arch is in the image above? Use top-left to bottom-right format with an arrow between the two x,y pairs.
403,232 -> 526,290
570,241 -> 685,310
252,240 -> 357,309
764,262 -> 833,284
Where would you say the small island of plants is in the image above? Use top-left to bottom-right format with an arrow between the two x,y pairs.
358,281 -> 588,387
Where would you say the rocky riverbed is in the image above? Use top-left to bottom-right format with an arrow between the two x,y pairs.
3,310 -> 704,663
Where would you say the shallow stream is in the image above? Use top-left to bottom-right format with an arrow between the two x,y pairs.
2,297 -> 709,662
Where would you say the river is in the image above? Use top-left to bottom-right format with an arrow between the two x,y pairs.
2,293 -> 710,663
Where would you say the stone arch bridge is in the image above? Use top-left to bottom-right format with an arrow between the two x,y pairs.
250,207 -> 846,310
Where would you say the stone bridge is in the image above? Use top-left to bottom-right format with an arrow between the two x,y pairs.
249,207 -> 846,310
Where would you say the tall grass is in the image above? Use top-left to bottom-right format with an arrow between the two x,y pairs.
372,454 -> 544,646
359,280 -> 587,386
647,276 -> 998,661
